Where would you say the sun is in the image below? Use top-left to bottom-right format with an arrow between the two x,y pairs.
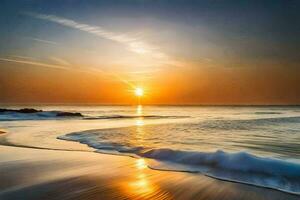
135,87 -> 144,97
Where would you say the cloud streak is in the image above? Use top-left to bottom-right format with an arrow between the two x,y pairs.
25,12 -> 167,59
28,37 -> 58,45
49,57 -> 71,66
0,57 -> 137,88
0,58 -> 70,70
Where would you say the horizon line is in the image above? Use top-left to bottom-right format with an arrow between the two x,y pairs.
0,103 -> 300,107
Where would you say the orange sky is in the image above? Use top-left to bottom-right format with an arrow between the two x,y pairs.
1,1 -> 300,105
1,63 -> 299,105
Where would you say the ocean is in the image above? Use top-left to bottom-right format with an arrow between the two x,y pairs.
0,105 -> 300,194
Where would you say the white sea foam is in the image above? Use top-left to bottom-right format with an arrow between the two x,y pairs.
59,132 -> 300,195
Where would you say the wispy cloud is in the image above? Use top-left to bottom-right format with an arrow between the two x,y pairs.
25,12 -> 167,60
26,37 -> 58,45
10,55 -> 40,61
49,57 -> 71,66
0,57 -> 70,70
127,69 -> 162,74
0,56 -> 137,88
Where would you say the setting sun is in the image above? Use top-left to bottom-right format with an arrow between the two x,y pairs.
135,88 -> 144,97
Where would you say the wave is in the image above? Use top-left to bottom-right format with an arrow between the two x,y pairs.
198,116 -> 300,131
84,115 -> 187,120
254,111 -> 282,115
0,108 -> 187,121
0,108 -> 83,121
144,149 -> 300,195
250,116 -> 300,123
58,132 -> 300,195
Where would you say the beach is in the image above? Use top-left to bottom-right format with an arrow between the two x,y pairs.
0,106 -> 300,199
0,144 -> 299,200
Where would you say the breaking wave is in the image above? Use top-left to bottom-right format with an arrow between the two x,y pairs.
0,108 -> 82,121
58,132 -> 300,195
0,108 -> 187,121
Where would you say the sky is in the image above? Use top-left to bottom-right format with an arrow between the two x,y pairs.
0,0 -> 300,105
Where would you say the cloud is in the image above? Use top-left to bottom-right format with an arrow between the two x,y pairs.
10,55 -> 40,61
28,37 -> 58,45
0,56 -> 137,88
49,57 -> 71,66
127,69 -> 162,74
25,12 -> 167,60
0,57 -> 70,70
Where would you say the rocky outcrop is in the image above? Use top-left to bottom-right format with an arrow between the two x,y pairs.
56,112 -> 83,117
0,108 -> 42,113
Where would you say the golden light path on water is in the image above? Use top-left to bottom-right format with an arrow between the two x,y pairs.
124,105 -> 162,198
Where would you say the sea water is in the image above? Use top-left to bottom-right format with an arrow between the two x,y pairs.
0,105 -> 300,194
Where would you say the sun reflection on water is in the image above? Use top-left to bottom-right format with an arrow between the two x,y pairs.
135,105 -> 145,126
129,158 -> 155,195
119,106 -> 169,198
136,158 -> 147,170
135,119 -> 145,126
136,105 -> 143,116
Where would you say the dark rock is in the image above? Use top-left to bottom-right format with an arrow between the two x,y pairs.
0,109 -> 11,113
18,108 -> 42,113
56,112 -> 83,117
0,108 -> 42,113
0,108 -> 83,118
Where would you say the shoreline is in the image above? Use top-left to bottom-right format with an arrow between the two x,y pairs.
0,144 -> 299,200
2,128 -> 300,197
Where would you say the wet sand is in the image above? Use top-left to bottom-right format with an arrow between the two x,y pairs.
0,145 -> 298,200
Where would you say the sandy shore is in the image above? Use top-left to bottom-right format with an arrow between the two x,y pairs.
0,145 -> 298,200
